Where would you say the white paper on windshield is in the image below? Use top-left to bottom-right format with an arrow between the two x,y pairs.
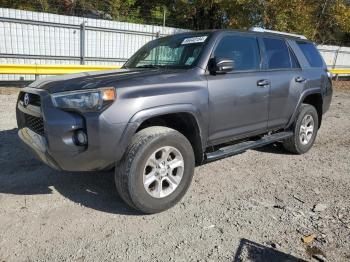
185,57 -> 195,65
181,36 -> 208,45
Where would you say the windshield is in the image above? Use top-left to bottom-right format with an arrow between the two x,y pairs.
124,33 -> 210,69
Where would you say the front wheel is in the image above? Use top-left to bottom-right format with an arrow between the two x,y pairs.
115,126 -> 195,214
283,104 -> 319,154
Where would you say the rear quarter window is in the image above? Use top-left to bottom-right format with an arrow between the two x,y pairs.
297,42 -> 324,68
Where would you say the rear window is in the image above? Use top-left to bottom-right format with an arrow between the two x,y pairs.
263,38 -> 292,69
290,49 -> 300,69
297,42 -> 324,68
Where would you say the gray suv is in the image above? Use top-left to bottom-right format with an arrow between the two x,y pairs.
17,29 -> 332,213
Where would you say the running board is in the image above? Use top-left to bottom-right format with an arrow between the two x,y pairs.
205,131 -> 293,163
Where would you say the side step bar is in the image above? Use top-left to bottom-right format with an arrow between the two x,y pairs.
205,131 -> 293,163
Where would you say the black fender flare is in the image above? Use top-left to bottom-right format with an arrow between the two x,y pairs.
116,104 -> 207,161
286,87 -> 322,129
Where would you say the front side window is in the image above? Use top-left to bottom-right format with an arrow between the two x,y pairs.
263,38 -> 292,69
125,34 -> 209,69
297,41 -> 324,68
213,35 -> 261,71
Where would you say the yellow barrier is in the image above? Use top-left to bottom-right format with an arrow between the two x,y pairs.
329,68 -> 350,75
0,64 -> 121,75
0,64 -> 349,75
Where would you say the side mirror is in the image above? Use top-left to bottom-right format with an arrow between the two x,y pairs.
209,57 -> 234,74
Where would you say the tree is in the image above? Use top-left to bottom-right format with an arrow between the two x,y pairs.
311,0 -> 350,44
1,0 -> 349,44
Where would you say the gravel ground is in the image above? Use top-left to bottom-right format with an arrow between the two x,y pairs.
0,86 -> 349,262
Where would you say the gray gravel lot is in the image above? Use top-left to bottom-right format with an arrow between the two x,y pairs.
0,87 -> 349,261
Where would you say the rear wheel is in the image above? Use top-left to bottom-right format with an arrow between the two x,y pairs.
283,104 -> 319,154
115,126 -> 195,214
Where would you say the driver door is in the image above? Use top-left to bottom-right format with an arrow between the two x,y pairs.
207,33 -> 269,144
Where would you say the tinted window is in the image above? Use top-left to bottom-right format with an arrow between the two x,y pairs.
290,48 -> 300,68
214,35 -> 260,71
297,42 -> 324,68
263,38 -> 291,69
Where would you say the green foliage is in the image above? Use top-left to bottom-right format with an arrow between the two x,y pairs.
1,0 -> 350,44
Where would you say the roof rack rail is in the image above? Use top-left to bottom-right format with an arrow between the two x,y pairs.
250,27 -> 307,40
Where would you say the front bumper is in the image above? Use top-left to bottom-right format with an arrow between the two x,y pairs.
18,127 -> 61,170
17,87 -> 131,172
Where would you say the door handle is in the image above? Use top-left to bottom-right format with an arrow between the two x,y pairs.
257,79 -> 270,87
295,76 -> 307,83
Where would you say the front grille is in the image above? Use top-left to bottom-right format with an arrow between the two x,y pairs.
17,91 -> 45,136
24,114 -> 45,137
19,92 -> 41,107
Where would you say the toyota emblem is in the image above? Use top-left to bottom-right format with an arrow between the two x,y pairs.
23,93 -> 30,107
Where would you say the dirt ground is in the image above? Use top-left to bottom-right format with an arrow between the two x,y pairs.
0,84 -> 349,262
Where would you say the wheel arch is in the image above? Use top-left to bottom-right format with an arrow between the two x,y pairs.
302,93 -> 323,128
287,88 -> 323,129
126,104 -> 207,165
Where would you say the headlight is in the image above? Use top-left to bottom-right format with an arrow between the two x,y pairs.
51,88 -> 116,112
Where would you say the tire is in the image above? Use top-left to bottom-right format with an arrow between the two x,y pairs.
115,126 -> 195,214
283,103 -> 319,154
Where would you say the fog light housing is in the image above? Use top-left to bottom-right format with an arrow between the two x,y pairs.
74,130 -> 88,146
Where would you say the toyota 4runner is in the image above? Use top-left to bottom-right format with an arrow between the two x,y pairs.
17,29 -> 332,213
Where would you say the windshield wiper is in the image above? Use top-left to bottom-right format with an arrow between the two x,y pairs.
135,64 -> 160,69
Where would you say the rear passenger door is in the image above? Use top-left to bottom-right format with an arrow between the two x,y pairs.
207,33 -> 269,143
260,37 -> 306,130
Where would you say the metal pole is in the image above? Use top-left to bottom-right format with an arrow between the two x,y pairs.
163,7 -> 166,27
332,47 -> 341,81
80,22 -> 86,65
332,47 -> 341,69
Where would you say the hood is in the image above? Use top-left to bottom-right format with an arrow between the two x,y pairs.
29,68 -> 188,93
